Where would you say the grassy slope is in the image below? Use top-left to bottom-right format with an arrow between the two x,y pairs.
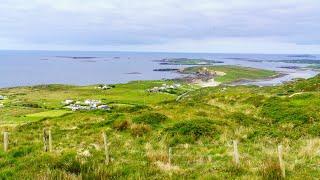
25,110 -> 71,118
0,75 -> 319,179
183,65 -> 278,83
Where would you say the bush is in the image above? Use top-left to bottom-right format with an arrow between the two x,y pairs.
227,112 -> 259,126
21,103 -> 40,108
130,124 -> 151,137
10,146 -> 33,158
243,95 -> 265,107
308,123 -> 320,136
165,118 -> 217,139
132,112 -> 168,126
260,160 -> 284,180
113,119 -> 130,131
53,152 -> 82,175
224,164 -> 246,176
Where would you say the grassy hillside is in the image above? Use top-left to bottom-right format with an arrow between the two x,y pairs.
0,74 -> 319,179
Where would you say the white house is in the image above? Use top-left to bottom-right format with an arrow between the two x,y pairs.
84,99 -> 101,106
0,95 -> 5,100
64,99 -> 74,105
98,105 -> 110,110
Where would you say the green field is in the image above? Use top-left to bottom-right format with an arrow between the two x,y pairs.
25,110 -> 71,118
183,65 -> 278,83
0,71 -> 319,179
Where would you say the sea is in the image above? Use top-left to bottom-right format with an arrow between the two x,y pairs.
0,50 -> 319,88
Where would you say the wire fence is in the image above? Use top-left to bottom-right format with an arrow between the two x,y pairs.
2,129 -> 320,178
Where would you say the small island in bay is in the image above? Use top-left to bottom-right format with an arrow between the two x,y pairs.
153,68 -> 180,72
155,58 -> 223,65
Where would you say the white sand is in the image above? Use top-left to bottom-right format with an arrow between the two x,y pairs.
196,78 -> 221,87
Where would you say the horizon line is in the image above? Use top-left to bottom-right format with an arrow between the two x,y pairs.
0,49 -> 319,55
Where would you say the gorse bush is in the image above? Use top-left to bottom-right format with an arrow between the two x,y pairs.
52,152 -> 82,175
165,118 -> 219,145
10,146 -> 34,158
113,119 -> 130,131
21,103 -> 40,108
260,160 -> 284,180
165,118 -> 217,139
227,112 -> 259,126
308,123 -> 320,136
130,124 -> 151,137
132,112 -> 168,126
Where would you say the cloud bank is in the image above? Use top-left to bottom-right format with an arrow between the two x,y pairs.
0,0 -> 320,53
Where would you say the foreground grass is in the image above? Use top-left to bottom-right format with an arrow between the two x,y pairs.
0,75 -> 319,179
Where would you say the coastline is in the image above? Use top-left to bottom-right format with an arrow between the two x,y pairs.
0,51 -> 319,88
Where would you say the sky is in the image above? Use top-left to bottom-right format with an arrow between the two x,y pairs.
0,0 -> 320,54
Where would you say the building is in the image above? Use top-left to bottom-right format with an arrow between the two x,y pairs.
0,95 -> 5,100
64,99 -> 74,105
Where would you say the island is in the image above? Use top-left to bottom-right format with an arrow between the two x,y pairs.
155,58 -> 223,65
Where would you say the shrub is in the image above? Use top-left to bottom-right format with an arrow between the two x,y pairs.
0,169 -> 14,179
132,112 -> 168,126
224,164 -> 246,176
53,152 -> 82,175
165,118 -> 217,139
21,103 -> 40,108
243,95 -> 265,107
227,112 -> 259,126
113,119 -> 130,131
130,124 -> 151,137
10,146 -> 33,158
260,160 -> 283,180
308,123 -> 320,136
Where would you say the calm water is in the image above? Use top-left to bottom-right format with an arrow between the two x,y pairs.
0,50 -> 319,88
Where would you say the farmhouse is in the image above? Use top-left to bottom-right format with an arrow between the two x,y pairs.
84,99 -> 101,106
95,85 -> 112,90
147,83 -> 181,93
64,99 -> 74,105
66,104 -> 89,111
64,99 -> 109,111
0,95 -> 6,100
98,105 -> 110,110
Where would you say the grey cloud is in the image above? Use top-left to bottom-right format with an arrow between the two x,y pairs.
0,0 -> 320,51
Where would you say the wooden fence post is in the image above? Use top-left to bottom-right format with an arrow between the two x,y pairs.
43,128 -> 49,152
48,129 -> 52,152
278,145 -> 285,178
168,147 -> 172,166
233,140 -> 240,165
102,132 -> 109,164
3,132 -> 8,152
